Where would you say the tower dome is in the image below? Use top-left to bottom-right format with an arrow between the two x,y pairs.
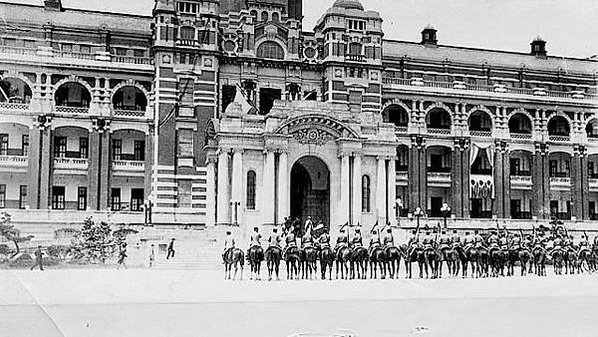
333,0 -> 364,11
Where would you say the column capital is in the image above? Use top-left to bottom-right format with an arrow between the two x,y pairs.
574,144 -> 587,157
206,154 -> 218,165
495,140 -> 509,154
410,135 -> 426,150
534,142 -> 549,156
453,137 -> 470,151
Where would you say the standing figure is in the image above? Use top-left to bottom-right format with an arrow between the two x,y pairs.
166,238 -> 176,260
30,246 -> 44,271
149,244 -> 155,268
117,243 -> 128,270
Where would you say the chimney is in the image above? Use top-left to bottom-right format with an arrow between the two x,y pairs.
44,0 -> 63,11
530,36 -> 547,57
421,24 -> 438,46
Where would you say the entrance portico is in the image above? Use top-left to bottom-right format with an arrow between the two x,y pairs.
208,100 -> 398,237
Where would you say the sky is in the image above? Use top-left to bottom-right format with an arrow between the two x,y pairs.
8,0 -> 598,58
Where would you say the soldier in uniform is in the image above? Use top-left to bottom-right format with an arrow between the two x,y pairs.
352,228 -> 363,249
463,232 -> 475,254
317,229 -> 331,249
474,230 -> 485,249
511,232 -> 522,251
578,234 -> 591,258
283,229 -> 297,258
268,228 -> 281,248
487,230 -> 500,255
223,231 -> 235,261
451,230 -> 461,247
422,230 -> 435,252
302,229 -> 314,249
335,228 -> 349,254
369,229 -> 382,255
383,228 -> 395,249
250,227 -> 262,249
498,230 -> 509,252
438,230 -> 452,257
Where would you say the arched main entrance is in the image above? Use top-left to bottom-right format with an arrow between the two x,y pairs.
290,156 -> 330,230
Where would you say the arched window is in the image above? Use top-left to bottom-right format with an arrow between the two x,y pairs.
257,41 -> 285,60
272,12 -> 280,23
246,170 -> 256,210
362,175 -> 371,212
348,42 -> 362,56
250,10 -> 258,20
261,11 -> 269,22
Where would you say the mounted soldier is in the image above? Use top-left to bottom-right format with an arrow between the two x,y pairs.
335,224 -> 349,254
250,227 -> 262,249
317,228 -> 331,250
352,227 -> 364,249
369,223 -> 382,255
268,228 -> 282,249
383,227 -> 395,250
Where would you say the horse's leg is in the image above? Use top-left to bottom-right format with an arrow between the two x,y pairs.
335,260 -> 339,279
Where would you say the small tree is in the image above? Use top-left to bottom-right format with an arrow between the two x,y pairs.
75,217 -> 114,263
0,212 -> 34,259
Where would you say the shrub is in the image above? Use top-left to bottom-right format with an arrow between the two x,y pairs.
9,253 -> 33,267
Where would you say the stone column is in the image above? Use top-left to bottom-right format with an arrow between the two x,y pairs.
98,131 -> 111,211
581,150 -> 590,220
419,146 -> 428,215
205,155 -> 217,226
503,148 -> 511,218
532,143 -> 549,219
376,156 -> 387,223
572,146 -> 586,220
451,143 -> 462,218
462,142 -> 471,218
262,150 -> 276,225
29,125 -> 52,209
216,150 -> 230,225
387,158 -> 397,226
277,151 -> 289,224
231,149 -> 243,225
352,154 -> 362,225
340,153 -> 350,224
494,142 -> 504,218
88,130 -> 101,210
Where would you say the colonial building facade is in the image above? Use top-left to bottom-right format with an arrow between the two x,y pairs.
0,0 -> 597,238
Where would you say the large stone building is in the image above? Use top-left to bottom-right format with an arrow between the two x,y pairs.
0,0 -> 597,240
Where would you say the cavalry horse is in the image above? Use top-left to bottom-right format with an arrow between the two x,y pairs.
223,248 -> 244,281
437,245 -> 457,278
247,245 -> 264,280
265,245 -> 282,281
532,246 -> 547,276
422,246 -> 439,279
300,243 -> 318,280
578,247 -> 594,273
351,245 -> 369,280
335,245 -> 352,280
284,246 -> 301,280
369,244 -> 387,279
385,245 -> 402,279
461,245 -> 478,278
518,246 -> 533,276
319,245 -> 335,280
551,248 -> 565,275
400,244 -> 424,279
564,248 -> 578,274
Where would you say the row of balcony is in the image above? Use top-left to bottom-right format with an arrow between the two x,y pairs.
383,77 -> 595,101
0,46 -> 152,66
1,103 -> 151,118
0,155 -> 145,172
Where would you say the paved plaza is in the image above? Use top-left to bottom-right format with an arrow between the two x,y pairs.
0,268 -> 596,337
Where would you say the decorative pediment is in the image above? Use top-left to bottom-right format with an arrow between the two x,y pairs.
275,115 -> 358,145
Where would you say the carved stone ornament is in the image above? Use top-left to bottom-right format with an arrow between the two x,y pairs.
293,128 -> 333,146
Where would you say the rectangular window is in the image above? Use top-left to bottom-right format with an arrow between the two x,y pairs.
111,188 -> 121,211
79,137 -> 88,158
61,43 -> 72,52
51,186 -> 65,210
130,188 -> 144,212
549,160 -> 558,177
178,78 -> 194,106
177,129 -> 194,157
112,139 -> 122,160
21,135 -> 29,156
80,45 -> 91,54
19,185 -> 27,209
0,184 -> 5,208
133,140 -> 145,161
54,136 -> 66,157
0,134 -> 7,155
77,187 -> 87,211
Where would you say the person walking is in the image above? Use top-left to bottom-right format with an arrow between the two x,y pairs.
149,244 -> 155,268
30,246 -> 44,271
117,243 -> 128,269
166,238 -> 176,260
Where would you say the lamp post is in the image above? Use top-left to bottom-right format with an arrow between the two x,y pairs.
144,200 -> 153,226
230,200 -> 241,226
413,206 -> 423,229
396,197 -> 403,227
441,202 -> 451,229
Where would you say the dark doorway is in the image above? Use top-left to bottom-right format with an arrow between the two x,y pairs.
430,197 -> 442,217
290,156 -> 330,231
259,88 -> 281,115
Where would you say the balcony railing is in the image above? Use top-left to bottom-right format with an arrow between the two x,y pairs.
511,212 -> 532,220
0,45 -> 152,66
590,214 -> 598,221
589,178 -> 598,191
113,109 -> 147,118
427,172 -> 451,183
55,105 -> 89,114
395,126 -> 408,134
550,172 -> 570,178
345,54 -> 365,62
396,172 -> 408,181
112,160 -> 145,171
511,175 -> 533,189
0,102 -> 30,111
549,177 -> 571,188
548,134 -> 571,142
426,127 -> 451,135
554,212 -> 572,220
510,132 -> 533,140
471,168 -> 493,175
0,155 -> 28,167
53,157 -> 88,170
512,170 -> 531,177
382,77 -> 596,101
470,130 -> 492,137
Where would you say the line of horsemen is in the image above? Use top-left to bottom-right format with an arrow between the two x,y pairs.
222,216 -> 598,281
